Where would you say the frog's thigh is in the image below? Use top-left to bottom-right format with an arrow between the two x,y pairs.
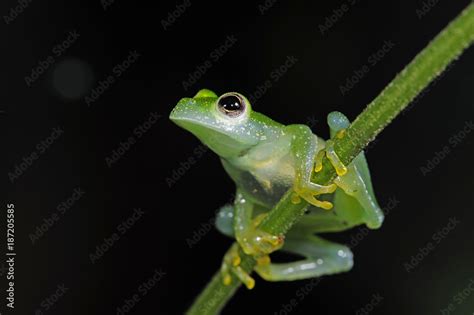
333,154 -> 384,229
255,235 -> 353,281
292,209 -> 353,234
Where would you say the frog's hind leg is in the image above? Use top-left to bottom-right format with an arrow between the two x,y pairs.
292,207 -> 354,233
220,190 -> 284,289
325,111 -> 384,229
221,243 -> 256,289
255,234 -> 353,281
333,155 -> 384,229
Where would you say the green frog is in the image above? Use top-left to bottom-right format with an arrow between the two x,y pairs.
170,89 -> 383,289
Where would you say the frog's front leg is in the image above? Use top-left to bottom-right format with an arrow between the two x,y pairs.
314,112 -> 350,176
233,191 -> 284,256
285,124 -> 337,210
220,191 -> 284,289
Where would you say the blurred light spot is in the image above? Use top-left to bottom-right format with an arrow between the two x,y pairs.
51,58 -> 93,100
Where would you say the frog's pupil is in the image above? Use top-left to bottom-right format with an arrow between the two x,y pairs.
219,95 -> 242,112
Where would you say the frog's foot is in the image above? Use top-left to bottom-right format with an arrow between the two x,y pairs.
223,214 -> 284,289
293,181 -> 337,210
221,243 -> 256,289
220,244 -> 274,289
238,214 -> 285,257
314,130 -> 348,176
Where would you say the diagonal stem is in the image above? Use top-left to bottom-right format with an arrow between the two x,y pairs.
186,3 -> 474,314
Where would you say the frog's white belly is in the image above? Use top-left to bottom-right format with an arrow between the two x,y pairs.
222,156 -> 295,208
250,153 -> 295,194
222,137 -> 297,208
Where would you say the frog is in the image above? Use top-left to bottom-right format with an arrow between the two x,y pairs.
169,89 -> 384,289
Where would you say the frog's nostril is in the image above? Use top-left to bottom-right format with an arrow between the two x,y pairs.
169,108 -> 178,120
170,98 -> 194,121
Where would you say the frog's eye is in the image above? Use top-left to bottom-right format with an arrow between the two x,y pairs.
217,93 -> 246,117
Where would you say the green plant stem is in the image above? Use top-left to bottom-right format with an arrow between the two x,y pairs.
187,4 -> 474,315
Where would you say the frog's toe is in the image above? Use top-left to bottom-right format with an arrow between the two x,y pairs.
220,243 -> 255,289
294,182 -> 336,210
239,229 -> 284,256
325,138 -> 348,176
315,141 -> 348,176
298,192 -> 333,210
237,214 -> 284,256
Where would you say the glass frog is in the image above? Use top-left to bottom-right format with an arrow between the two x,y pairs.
170,89 -> 384,289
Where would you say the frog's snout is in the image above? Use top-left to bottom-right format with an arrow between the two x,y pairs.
169,97 -> 196,122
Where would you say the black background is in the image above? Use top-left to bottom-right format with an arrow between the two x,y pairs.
3,0 -> 474,314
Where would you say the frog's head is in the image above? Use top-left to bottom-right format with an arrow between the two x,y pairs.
170,89 -> 267,158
